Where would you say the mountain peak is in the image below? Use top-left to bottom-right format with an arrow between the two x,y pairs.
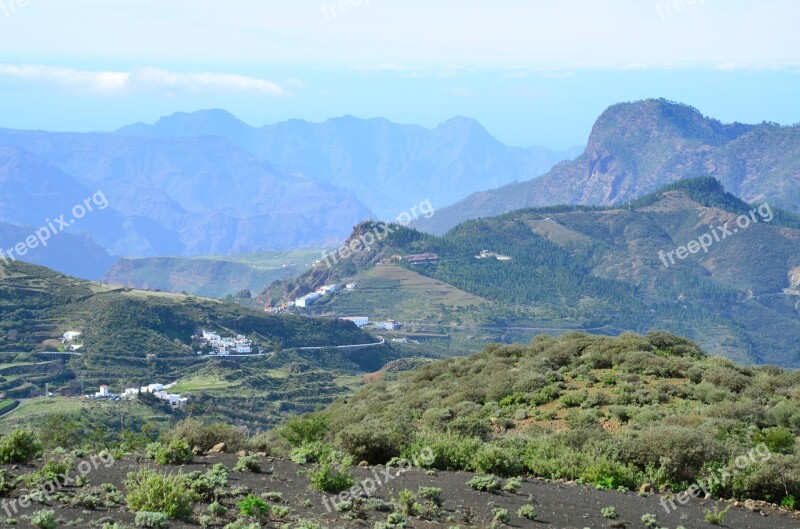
117,108 -> 252,137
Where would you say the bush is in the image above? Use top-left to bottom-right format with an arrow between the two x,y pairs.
418,486 -> 443,506
154,440 -> 193,466
467,474 -> 501,492
189,464 -> 230,501
307,463 -> 355,493
233,455 -> 262,473
0,469 -> 17,496
335,421 -> 407,464
753,427 -> 795,455
517,504 -> 536,520
0,429 -> 42,464
163,419 -> 247,452
704,505 -> 731,525
134,511 -> 169,528
600,506 -> 618,519
237,494 -> 270,518
279,412 -> 329,448
30,509 -> 56,529
125,469 -> 195,520
502,476 -> 522,493
471,442 -> 525,476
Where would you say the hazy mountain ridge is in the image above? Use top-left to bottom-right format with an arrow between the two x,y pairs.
417,99 -> 800,234
119,110 -> 582,219
0,128 -> 372,258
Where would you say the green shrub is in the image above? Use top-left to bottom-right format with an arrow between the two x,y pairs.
237,494 -> 270,518
0,429 -> 42,464
600,506 -> 618,519
753,427 -> 795,455
491,508 -> 510,524
466,474 -> 501,492
335,421 -> 407,464
125,469 -> 195,520
279,412 -> 329,448
233,455 -> 261,473
154,440 -> 193,466
307,463 -> 355,493
208,501 -> 227,517
641,513 -> 659,528
517,504 -> 536,519
189,464 -> 230,501
261,491 -> 283,502
30,510 -> 56,529
502,476 -> 522,493
781,495 -> 796,510
0,469 -> 17,496
134,511 -> 169,528
418,486 -> 443,506
163,418 -> 247,452
704,505 -> 731,525
271,504 -> 290,518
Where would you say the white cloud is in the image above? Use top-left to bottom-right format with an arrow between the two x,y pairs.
0,64 -> 129,94
132,68 -> 286,95
0,64 -> 287,96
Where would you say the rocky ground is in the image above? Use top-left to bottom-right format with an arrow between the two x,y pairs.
1,453 -> 798,528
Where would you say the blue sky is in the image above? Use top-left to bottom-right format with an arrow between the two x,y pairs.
0,0 -> 798,149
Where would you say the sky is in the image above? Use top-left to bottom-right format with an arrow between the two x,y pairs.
0,0 -> 798,149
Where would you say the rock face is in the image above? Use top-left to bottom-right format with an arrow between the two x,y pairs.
208,443 -> 227,454
417,98 -> 800,234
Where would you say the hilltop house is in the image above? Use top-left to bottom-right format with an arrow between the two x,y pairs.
342,316 -> 369,327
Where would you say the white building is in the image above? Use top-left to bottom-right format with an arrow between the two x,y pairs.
296,292 -> 322,307
62,331 -> 81,341
317,284 -> 339,294
96,385 -> 109,397
342,316 -> 369,327
345,283 -> 357,290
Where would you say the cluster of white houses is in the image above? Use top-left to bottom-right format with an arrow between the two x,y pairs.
122,383 -> 188,408
292,282 -> 356,308
200,330 -> 253,354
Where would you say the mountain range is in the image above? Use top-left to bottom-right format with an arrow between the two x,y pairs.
119,110 -> 582,220
417,99 -> 800,234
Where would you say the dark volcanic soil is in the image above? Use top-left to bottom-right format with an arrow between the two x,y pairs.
2,454 -> 798,528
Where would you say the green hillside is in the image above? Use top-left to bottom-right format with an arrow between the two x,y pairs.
0,260 -> 374,355
273,332 -> 800,505
0,261 -> 400,431
263,178 -> 800,368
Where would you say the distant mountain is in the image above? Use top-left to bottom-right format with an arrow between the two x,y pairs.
417,99 -> 800,234
264,178 -> 800,368
0,129 -> 372,257
119,110 -> 582,219
102,249 -> 321,298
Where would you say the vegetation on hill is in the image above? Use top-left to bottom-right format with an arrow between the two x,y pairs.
0,260 -> 374,355
264,178 -> 800,368
270,332 -> 800,506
